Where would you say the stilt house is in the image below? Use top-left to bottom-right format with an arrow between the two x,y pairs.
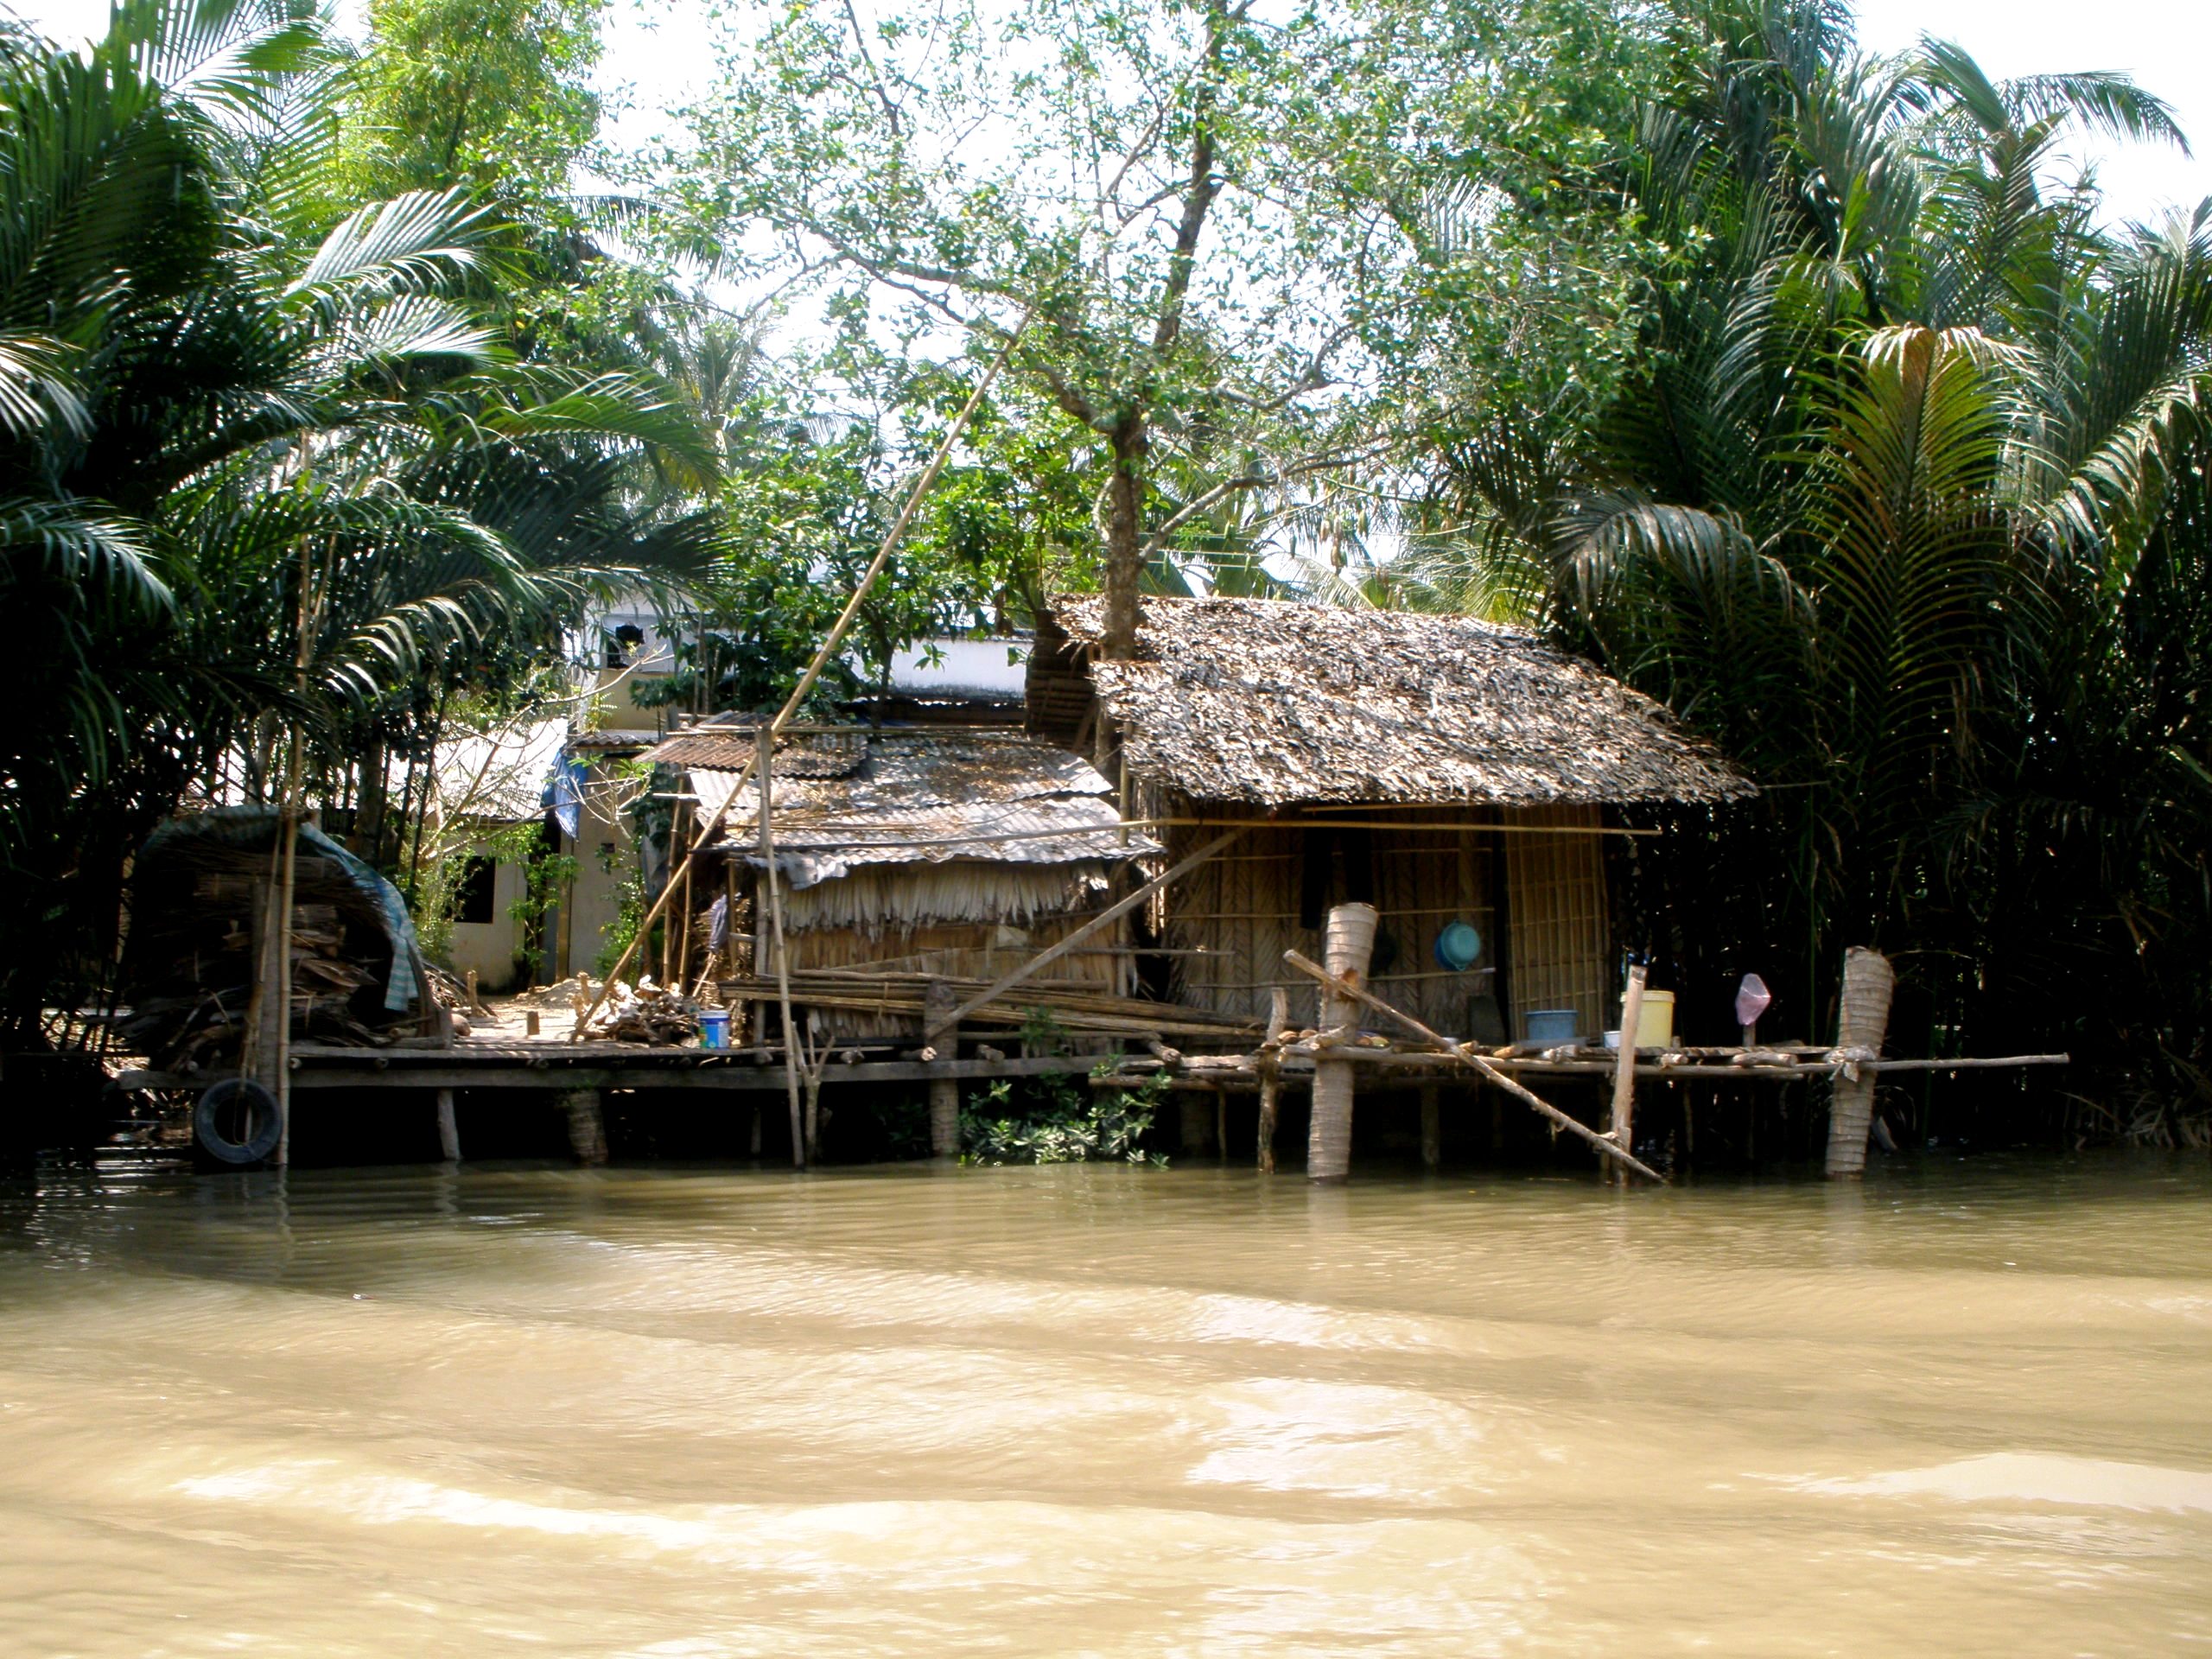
1026,596 -> 1751,1043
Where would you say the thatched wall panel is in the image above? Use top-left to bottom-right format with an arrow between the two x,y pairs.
1502,804 -> 1611,1039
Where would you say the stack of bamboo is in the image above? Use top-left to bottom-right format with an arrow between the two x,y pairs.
715,969 -> 1262,1042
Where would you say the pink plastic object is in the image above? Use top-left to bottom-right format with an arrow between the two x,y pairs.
1734,974 -> 1773,1029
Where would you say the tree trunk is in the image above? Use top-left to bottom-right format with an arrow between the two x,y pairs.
1102,423 -> 1147,658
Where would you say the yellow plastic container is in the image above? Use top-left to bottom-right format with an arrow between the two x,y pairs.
1634,988 -> 1675,1049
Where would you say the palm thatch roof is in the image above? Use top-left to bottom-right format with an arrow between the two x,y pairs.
664,729 -> 1160,889
1039,595 -> 1751,807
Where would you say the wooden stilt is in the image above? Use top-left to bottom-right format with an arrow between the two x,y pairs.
561,1088 -> 607,1166
1281,950 -> 1666,1185
1306,903 -> 1376,1184
925,979 -> 960,1160
435,1087 -> 460,1162
1419,1082 -> 1441,1168
1213,1084 -> 1227,1160
1255,1063 -> 1281,1173
1179,1091 -> 1216,1155
1610,965 -> 1647,1188
1825,948 -> 1897,1179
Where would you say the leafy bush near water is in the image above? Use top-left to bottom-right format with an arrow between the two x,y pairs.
959,1063 -> 1172,1166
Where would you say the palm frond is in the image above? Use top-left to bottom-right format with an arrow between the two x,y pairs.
287,188 -> 496,302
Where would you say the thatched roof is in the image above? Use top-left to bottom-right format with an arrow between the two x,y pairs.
665,729 -> 1160,889
1043,595 -> 1751,807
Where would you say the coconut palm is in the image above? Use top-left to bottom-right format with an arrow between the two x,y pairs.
1414,0 -> 2212,1131
0,0 -> 721,1037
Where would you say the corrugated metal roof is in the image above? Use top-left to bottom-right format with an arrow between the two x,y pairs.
645,728 -> 868,778
569,728 -> 660,752
690,731 -> 1157,887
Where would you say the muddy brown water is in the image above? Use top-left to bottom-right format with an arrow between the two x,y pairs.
1,1154 -> 2208,1656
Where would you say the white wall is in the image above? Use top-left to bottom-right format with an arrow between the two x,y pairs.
446,857 -> 531,994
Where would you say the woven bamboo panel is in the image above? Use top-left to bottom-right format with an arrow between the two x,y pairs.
1502,803 -> 1610,1039
1160,804 -> 1499,1036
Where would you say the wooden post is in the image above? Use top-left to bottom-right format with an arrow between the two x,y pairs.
1281,950 -> 1667,1184
241,874 -> 287,1097
760,728 -> 804,1168
1611,964 -> 1647,1187
1213,1084 -> 1227,1160
1306,903 -> 1377,1184
1825,948 -> 1897,1179
561,1088 -> 607,1166
1419,1082 -> 1441,1169
1256,987 -> 1288,1173
925,979 -> 960,1160
435,1088 -> 460,1162
800,1010 -> 827,1165
1179,1090 -> 1216,1156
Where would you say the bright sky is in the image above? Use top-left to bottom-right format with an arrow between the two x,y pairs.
8,0 -> 2208,225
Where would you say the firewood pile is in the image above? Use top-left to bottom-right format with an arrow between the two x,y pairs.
577,978 -> 703,1045
118,861 -> 425,1070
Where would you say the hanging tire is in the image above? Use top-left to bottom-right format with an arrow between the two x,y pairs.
194,1078 -> 282,1166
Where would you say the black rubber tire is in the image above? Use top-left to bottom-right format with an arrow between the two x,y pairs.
194,1078 -> 283,1166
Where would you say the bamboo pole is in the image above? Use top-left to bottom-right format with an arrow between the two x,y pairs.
1610,964 -> 1647,1189
925,829 -> 1243,1037
673,806 -> 694,988
760,727 -> 803,1167
572,321 -> 1027,1039
1281,950 -> 1666,1185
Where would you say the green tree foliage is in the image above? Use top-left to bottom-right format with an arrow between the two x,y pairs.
340,0 -> 603,210
672,0 -> 1400,649
0,0 -> 716,1039
1412,0 -> 2212,1136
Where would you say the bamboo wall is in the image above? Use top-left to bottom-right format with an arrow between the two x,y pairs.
1155,802 -> 1503,1038
737,858 -> 1131,1040
1500,803 -> 1611,1039
1153,798 -> 1611,1042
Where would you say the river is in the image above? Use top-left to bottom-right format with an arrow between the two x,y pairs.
1,1154 -> 2207,1656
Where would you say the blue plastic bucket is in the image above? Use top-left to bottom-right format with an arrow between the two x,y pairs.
698,1008 -> 731,1050
1524,1008 -> 1580,1046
